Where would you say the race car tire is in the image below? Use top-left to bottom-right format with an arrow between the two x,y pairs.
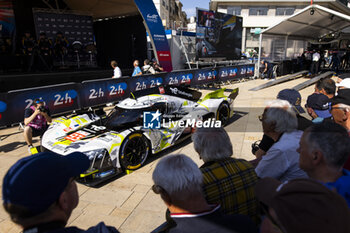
216,102 -> 230,126
119,132 -> 150,171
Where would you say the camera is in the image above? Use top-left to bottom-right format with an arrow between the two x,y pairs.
251,140 -> 261,155
39,106 -> 47,113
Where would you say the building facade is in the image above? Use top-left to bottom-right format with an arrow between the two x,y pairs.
153,0 -> 188,29
210,0 -> 350,52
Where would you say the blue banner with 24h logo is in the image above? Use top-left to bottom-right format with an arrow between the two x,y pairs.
133,0 -> 173,72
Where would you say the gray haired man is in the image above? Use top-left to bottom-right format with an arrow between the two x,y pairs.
298,122 -> 350,207
192,127 -> 260,224
152,154 -> 258,233
255,99 -> 308,182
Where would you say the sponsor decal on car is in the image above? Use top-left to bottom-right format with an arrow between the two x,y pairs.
64,130 -> 90,142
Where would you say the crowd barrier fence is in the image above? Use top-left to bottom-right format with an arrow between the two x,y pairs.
0,64 -> 254,127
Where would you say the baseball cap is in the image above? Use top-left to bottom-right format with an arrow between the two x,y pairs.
255,178 -> 350,233
277,89 -> 305,114
332,89 -> 350,106
306,93 -> 332,118
2,151 -> 89,216
336,78 -> 350,89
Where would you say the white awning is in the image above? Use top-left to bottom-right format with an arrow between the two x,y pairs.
262,5 -> 350,40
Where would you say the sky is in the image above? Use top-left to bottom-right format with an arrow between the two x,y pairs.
181,0 -> 210,17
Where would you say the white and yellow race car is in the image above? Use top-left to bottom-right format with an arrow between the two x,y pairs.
41,86 -> 238,186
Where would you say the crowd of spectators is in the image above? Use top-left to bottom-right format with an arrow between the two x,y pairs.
3,73 -> 350,232
128,59 -> 163,77
151,73 -> 350,232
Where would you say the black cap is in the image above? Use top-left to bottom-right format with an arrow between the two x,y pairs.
306,93 -> 332,118
2,152 -> 89,216
332,89 -> 350,106
277,89 -> 305,114
306,93 -> 330,110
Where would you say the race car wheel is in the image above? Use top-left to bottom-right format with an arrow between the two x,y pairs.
216,102 -> 230,126
119,132 -> 150,171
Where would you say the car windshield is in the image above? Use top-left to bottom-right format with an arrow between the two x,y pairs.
105,107 -> 147,130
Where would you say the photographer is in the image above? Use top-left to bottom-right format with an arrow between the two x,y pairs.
24,99 -> 52,153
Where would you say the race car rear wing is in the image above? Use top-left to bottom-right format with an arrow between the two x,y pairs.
200,88 -> 239,102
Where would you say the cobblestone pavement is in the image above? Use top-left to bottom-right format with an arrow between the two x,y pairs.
0,76 -> 316,233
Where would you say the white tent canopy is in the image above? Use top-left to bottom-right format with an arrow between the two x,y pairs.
257,4 -> 350,73
262,5 -> 350,40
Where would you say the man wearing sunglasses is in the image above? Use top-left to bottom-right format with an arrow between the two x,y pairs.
24,98 -> 52,153
2,151 -> 119,233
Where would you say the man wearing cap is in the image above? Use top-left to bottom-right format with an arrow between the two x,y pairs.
255,178 -> 350,233
305,93 -> 332,123
253,89 -> 311,159
2,151 -> 119,233
24,98 -> 52,153
331,88 -> 350,170
298,122 -> 350,207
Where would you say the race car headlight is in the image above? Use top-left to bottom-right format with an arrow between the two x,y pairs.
83,149 -> 107,161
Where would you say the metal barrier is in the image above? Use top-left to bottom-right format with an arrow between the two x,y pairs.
0,64 -> 255,127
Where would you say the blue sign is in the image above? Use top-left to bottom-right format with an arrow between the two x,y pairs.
193,68 -> 217,85
164,71 -> 193,86
80,77 -> 129,108
247,65 -> 255,77
128,75 -> 164,92
0,93 -> 8,126
218,66 -> 239,81
134,0 -> 173,72
7,83 -> 80,125
143,111 -> 161,129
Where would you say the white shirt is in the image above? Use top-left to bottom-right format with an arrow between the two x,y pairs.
255,130 -> 308,182
313,52 -> 320,62
142,65 -> 155,74
113,66 -> 122,78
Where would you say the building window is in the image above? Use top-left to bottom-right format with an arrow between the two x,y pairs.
246,28 -> 262,41
227,7 -> 241,16
249,7 -> 268,16
276,7 -> 295,16
162,0 -> 165,7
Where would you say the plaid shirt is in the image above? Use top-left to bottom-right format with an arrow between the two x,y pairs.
200,157 -> 260,224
